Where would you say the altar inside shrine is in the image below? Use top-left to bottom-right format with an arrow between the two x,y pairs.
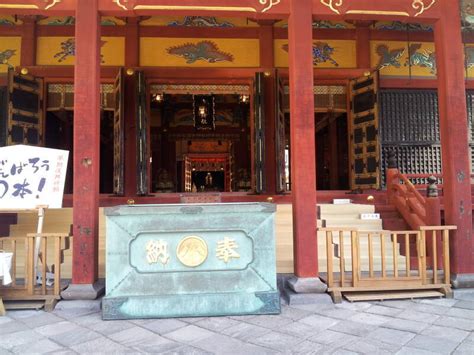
102,202 -> 280,320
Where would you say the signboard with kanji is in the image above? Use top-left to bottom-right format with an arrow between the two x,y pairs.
0,145 -> 69,209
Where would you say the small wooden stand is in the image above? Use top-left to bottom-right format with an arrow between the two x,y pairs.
0,205 -> 69,312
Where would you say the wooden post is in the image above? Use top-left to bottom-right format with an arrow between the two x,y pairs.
288,0 -> 318,277
434,0 -> 474,283
259,21 -> 277,195
425,176 -> 442,267
386,151 -> 398,204
71,0 -> 101,286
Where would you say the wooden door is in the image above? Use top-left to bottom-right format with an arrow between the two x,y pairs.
113,68 -> 125,195
136,71 -> 149,196
348,72 -> 381,190
2,68 -> 43,146
275,70 -> 286,193
254,72 -> 265,194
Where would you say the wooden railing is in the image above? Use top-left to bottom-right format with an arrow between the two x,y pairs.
0,233 -> 71,311
386,168 -> 441,230
322,226 -> 455,303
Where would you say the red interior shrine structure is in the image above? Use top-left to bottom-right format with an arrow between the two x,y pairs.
0,0 -> 473,299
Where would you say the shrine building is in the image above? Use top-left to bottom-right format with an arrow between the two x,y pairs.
0,0 -> 473,299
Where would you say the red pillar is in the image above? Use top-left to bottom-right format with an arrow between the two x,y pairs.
20,16 -> 36,67
355,22 -> 371,69
434,0 -> 474,286
69,0 -> 101,291
259,21 -> 277,195
288,0 -> 318,277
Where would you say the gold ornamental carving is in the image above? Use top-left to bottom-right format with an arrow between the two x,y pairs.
412,0 -> 436,17
176,236 -> 208,267
113,0 -> 280,13
45,0 -> 61,9
320,0 -> 437,17
321,0 -> 343,14
259,0 -> 281,13
0,0 -> 61,10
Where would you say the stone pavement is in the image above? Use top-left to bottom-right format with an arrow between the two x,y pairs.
1,290 -> 473,354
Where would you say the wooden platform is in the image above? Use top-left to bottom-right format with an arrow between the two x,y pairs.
344,290 -> 445,302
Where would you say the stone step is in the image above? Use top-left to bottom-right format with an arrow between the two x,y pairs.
319,203 -> 375,216
323,219 -> 383,230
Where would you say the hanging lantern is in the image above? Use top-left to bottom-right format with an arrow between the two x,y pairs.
239,94 -> 249,104
193,95 -> 215,130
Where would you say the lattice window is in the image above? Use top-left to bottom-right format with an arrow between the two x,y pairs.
46,83 -> 115,111
380,89 -> 442,185
283,85 -> 347,111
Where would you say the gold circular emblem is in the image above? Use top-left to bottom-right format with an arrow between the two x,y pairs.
176,236 -> 208,267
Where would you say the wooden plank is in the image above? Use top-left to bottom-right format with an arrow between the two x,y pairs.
443,229 -> 450,284
405,233 -> 410,277
381,233 -> 386,279
339,231 -> 345,287
328,283 -> 449,292
4,300 -> 44,311
368,233 -> 373,278
326,231 -> 334,287
344,290 -> 444,302
392,233 -> 398,278
351,231 -> 358,287
0,298 -> 5,316
54,237 -> 61,296
432,232 -> 438,284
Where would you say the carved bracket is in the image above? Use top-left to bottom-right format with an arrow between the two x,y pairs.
320,0 -> 437,17
113,0 -> 281,13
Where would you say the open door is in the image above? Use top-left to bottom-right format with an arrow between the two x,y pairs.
136,71 -> 149,196
348,72 -> 381,190
113,68 -> 125,195
254,72 -> 265,194
1,68 -> 43,146
275,70 -> 286,193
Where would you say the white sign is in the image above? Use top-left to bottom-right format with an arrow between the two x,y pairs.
0,145 -> 69,209
333,199 -> 352,205
360,213 -> 380,220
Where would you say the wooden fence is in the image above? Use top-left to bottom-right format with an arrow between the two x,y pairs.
322,226 -> 455,303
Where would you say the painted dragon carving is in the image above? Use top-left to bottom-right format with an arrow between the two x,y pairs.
375,44 -> 405,70
282,42 -> 339,67
166,41 -> 234,64
54,38 -> 107,63
406,43 -> 436,74
0,49 -> 16,68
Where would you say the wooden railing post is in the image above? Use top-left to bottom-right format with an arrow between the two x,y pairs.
425,176 -> 442,268
386,150 -> 399,204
